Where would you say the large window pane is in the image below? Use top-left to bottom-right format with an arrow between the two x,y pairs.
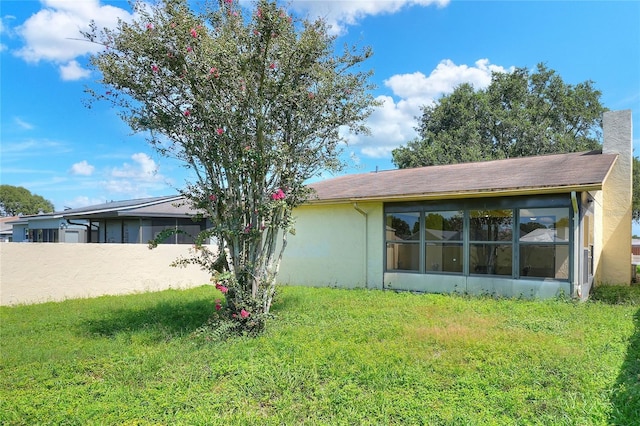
470,243 -> 512,275
520,244 -> 569,279
519,208 -> 570,242
177,219 -> 206,244
425,211 -> 463,241
152,219 -> 176,244
426,243 -> 463,273
470,209 -> 513,241
386,212 -> 420,241
386,242 -> 420,271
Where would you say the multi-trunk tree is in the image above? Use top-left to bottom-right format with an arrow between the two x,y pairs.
85,0 -> 376,334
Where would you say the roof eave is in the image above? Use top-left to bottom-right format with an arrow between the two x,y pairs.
304,183 -> 604,205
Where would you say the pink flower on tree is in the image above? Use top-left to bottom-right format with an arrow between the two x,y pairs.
209,194 -> 217,202
146,23 -> 153,30
216,128 -> 224,135
240,309 -> 250,318
190,28 -> 198,38
151,64 -> 159,73
215,283 -> 228,293
269,63 -> 276,70
224,0 -> 233,4
215,299 -> 222,311
186,46 -> 193,52
184,109 -> 191,117
271,188 -> 285,201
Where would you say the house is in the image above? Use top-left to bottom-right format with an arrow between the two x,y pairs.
10,195 -> 208,244
278,110 -> 633,299
0,216 -> 19,242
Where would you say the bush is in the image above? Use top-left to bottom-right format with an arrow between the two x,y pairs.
591,284 -> 640,305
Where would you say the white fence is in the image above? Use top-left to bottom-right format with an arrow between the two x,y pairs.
0,243 -> 213,306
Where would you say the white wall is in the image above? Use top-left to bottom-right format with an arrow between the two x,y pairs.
0,244 -> 213,305
279,202 -> 384,289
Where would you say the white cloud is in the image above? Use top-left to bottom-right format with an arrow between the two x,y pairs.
13,0 -> 134,77
348,59 -> 514,159
70,160 -> 95,176
101,152 -> 170,197
63,195 -> 106,209
290,0 -> 449,35
14,117 -> 34,130
59,59 -> 91,80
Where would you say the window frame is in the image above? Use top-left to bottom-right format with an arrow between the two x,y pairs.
384,195 -> 573,281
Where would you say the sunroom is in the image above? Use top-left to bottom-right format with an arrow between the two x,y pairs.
383,194 -> 586,298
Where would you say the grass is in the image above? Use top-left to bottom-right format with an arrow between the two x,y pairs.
1,285 -> 638,425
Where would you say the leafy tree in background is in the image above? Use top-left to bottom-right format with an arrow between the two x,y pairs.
85,0 -> 376,335
633,157 -> 640,222
0,185 -> 54,216
392,63 -> 606,168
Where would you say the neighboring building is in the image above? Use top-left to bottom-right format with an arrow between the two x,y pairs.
279,110 -> 633,299
10,195 -> 208,244
0,216 -> 19,242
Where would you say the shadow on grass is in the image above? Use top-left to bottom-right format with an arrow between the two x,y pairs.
609,307 -> 640,425
80,298 -> 214,340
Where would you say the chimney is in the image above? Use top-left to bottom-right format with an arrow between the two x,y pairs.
598,110 -> 633,284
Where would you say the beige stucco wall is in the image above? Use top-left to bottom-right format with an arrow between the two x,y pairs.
0,243 -> 212,306
279,201 -> 384,289
597,110 -> 633,284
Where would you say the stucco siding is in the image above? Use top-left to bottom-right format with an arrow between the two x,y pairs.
598,110 -> 633,284
0,243 -> 212,305
279,202 -> 384,289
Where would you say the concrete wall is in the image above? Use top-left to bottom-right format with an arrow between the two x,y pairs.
279,201 -> 384,289
598,110 -> 633,284
0,244 -> 212,306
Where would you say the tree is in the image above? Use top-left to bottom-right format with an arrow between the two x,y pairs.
392,63 -> 606,168
633,157 -> 640,222
85,0 -> 376,334
0,185 -> 54,216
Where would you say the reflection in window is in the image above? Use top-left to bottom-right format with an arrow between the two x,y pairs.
520,245 -> 569,279
386,242 -> 420,271
386,213 -> 420,271
386,212 -> 420,241
470,243 -> 512,275
469,210 -> 513,275
426,243 -> 463,273
425,211 -> 463,273
470,210 -> 512,241
425,211 -> 463,241
519,208 -> 569,279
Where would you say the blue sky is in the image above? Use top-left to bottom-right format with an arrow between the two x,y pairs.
2,1 -> 639,217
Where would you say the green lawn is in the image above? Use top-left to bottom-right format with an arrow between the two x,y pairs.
1,285 -> 638,425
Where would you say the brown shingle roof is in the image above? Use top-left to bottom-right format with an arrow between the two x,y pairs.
308,150 -> 617,203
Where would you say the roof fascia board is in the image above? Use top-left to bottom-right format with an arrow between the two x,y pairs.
305,184 -> 604,205
62,196 -> 184,218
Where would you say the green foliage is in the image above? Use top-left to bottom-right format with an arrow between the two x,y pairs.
0,185 -> 55,216
84,0 -> 377,334
392,63 -> 606,168
592,284 -> 640,305
1,286 -> 637,425
633,157 -> 640,222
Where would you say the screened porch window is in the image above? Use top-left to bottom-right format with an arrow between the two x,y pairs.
518,207 -> 570,279
384,196 -> 572,281
386,212 -> 420,271
424,211 -> 463,273
469,209 -> 513,275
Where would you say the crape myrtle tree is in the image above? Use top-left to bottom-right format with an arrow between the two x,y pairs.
85,0 -> 376,334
